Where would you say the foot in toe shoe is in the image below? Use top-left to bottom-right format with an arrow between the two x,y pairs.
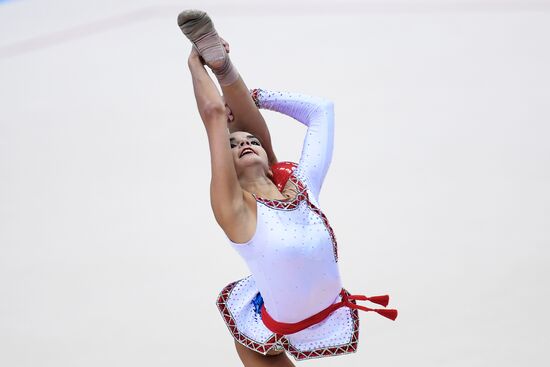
177,9 -> 226,68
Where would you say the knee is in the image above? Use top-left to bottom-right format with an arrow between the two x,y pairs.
234,341 -> 289,366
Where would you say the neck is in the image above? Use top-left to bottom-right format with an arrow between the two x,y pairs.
238,168 -> 284,199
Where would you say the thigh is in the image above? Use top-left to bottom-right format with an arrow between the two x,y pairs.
234,341 -> 295,367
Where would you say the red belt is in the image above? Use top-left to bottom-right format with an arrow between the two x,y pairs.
261,290 -> 398,335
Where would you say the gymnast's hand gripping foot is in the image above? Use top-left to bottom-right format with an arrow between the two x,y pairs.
180,10 -> 397,365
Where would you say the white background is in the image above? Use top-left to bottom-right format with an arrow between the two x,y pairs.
1,0 -> 549,366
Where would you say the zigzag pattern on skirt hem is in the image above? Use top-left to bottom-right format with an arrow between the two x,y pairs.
216,278 -> 360,361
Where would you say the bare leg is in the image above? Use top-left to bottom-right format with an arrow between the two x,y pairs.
234,341 -> 295,367
178,10 -> 277,165
221,76 -> 277,165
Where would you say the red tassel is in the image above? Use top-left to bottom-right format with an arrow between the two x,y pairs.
375,309 -> 398,321
367,295 -> 390,307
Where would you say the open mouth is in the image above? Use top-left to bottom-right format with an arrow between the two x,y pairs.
239,148 -> 256,158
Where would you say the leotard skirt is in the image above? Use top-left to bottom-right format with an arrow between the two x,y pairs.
216,276 -> 360,361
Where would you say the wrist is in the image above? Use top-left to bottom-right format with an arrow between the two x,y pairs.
188,54 -> 203,69
250,88 -> 262,108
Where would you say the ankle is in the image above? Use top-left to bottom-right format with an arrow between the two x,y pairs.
212,57 -> 239,86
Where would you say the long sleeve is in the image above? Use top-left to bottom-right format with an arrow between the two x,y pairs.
252,89 -> 335,201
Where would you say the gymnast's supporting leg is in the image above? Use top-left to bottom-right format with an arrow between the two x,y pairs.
178,10 -> 277,165
235,341 -> 295,367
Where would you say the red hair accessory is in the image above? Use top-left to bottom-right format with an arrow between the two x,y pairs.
271,161 -> 298,192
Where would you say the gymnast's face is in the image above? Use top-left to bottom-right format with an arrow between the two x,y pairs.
229,131 -> 270,176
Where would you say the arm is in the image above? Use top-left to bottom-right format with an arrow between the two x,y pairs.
188,50 -> 254,242
252,89 -> 335,201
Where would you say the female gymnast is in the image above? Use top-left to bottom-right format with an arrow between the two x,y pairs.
178,10 -> 397,366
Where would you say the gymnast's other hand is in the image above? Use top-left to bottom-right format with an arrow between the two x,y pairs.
219,37 -> 230,54
222,97 -> 235,123
188,46 -> 205,65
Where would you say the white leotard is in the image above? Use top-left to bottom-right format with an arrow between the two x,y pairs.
230,89 -> 340,324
